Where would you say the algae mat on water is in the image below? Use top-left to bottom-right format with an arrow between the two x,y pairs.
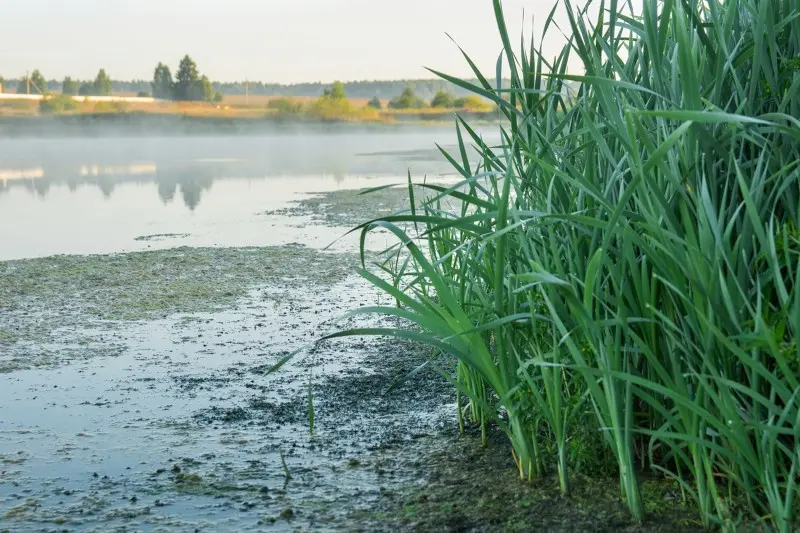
0,245 -> 356,372
263,184 -> 428,228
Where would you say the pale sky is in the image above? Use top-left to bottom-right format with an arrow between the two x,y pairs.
1,0 -> 582,83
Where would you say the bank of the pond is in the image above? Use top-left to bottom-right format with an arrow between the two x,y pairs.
0,112 -> 499,137
359,426 -> 708,533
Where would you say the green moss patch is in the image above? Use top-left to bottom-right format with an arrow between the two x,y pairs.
0,245 -> 356,372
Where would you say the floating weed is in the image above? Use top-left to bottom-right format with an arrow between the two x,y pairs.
0,245 -> 356,372
3,498 -> 40,519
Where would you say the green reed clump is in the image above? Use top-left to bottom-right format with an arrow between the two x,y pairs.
333,0 -> 799,530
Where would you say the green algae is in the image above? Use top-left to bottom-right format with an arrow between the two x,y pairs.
0,452 -> 27,465
1,245 -> 352,321
0,245 -> 356,372
264,185 -> 422,228
3,498 -> 40,520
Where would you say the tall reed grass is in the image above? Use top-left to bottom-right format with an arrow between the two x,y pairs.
338,0 -> 800,529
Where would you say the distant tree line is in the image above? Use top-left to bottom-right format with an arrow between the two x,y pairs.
210,79 -> 508,100
2,66 -> 535,108
0,56 -> 224,103
4,68 -> 115,97
265,82 -> 494,119
385,86 -> 492,111
2,74 -> 512,100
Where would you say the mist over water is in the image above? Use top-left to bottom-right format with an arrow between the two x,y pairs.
0,126 -> 489,260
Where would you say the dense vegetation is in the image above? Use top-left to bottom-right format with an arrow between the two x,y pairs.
340,0 -> 800,531
150,56 -> 223,103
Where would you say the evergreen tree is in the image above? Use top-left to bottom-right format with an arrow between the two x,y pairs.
93,69 -> 113,96
173,55 -> 200,101
200,76 -> 215,102
152,62 -> 173,100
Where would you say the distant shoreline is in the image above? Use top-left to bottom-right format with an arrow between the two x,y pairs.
0,111 -> 500,137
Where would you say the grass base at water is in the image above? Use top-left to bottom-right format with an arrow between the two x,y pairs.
355,427 -> 705,533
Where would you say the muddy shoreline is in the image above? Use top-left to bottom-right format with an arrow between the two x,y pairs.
1,186 -> 702,532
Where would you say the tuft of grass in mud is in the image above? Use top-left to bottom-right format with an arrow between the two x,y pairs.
0,245 -> 356,372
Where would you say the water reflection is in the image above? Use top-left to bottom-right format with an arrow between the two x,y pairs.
2,162 -> 229,210
0,130 -> 471,210
0,156 -> 423,210
0,131 -> 492,260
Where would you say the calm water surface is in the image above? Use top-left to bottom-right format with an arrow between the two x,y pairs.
0,126 -> 486,260
0,127 -> 474,530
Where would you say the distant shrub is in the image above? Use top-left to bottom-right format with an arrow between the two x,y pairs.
213,91 -> 224,103
39,95 -> 78,114
267,98 -> 305,116
366,96 -> 382,109
388,86 -> 426,109
454,95 -> 491,111
431,90 -> 456,108
137,91 -> 151,98
307,95 -> 352,121
323,81 -> 346,100
265,95 -> 381,122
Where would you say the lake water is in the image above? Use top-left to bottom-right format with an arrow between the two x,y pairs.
0,126 -> 473,530
0,126 -> 485,260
